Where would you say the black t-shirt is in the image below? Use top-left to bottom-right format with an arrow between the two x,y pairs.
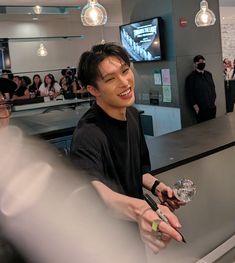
14,86 -> 27,97
0,78 -> 17,98
70,103 -> 151,199
28,84 -> 40,96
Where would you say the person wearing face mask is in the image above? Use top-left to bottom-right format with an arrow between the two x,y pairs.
185,55 -> 217,123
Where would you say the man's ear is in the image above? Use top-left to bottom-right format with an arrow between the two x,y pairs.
87,85 -> 101,97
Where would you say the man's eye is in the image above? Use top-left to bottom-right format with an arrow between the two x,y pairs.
105,77 -> 115,82
122,68 -> 129,74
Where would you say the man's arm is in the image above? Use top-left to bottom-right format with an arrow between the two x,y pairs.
185,74 -> 198,112
92,180 -> 183,253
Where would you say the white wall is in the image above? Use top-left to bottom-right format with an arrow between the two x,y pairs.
134,104 -> 181,136
220,7 -> 235,60
221,21 -> 235,60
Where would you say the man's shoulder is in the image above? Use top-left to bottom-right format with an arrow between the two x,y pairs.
204,70 -> 212,76
186,70 -> 197,79
127,105 -> 139,116
74,105 -> 104,138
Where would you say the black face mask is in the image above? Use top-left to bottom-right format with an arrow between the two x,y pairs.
197,62 -> 206,70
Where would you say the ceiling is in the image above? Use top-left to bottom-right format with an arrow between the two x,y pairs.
0,0 -> 234,22
0,1 -> 104,6
0,0 -> 233,6
0,0 -> 122,24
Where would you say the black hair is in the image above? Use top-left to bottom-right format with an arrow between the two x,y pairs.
193,55 -> 205,63
44,73 -> 56,89
28,74 -> 42,93
2,69 -> 14,80
77,42 -> 130,89
61,69 -> 67,76
61,67 -> 76,77
33,74 -> 42,82
22,76 -> 32,86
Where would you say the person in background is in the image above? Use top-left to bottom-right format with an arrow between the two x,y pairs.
12,75 -> 30,100
59,68 -> 79,99
185,55 -> 216,123
70,43 -> 184,259
231,59 -> 235,79
0,92 -> 11,128
223,58 -> 233,80
22,76 -> 32,89
29,74 -> 42,97
39,73 -> 61,100
0,69 -> 17,100
223,58 -> 229,78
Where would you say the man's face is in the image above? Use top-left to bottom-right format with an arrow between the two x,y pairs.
195,59 -> 206,71
90,56 -> 135,113
2,73 -> 9,79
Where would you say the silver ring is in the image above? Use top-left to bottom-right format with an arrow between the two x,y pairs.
156,231 -> 163,240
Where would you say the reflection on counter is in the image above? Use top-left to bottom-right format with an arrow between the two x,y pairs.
11,97 -> 93,117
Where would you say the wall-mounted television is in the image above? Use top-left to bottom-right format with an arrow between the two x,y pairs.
119,17 -> 164,62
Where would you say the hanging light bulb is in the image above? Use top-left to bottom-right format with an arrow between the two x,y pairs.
33,5 -> 42,15
37,43 -> 48,57
81,0 -> 107,26
195,0 -> 216,27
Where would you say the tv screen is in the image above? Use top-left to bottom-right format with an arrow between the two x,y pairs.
119,17 -> 163,62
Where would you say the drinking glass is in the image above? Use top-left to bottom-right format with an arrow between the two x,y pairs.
173,179 -> 196,203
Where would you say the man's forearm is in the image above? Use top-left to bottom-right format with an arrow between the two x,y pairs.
92,180 -> 183,252
92,180 -> 146,222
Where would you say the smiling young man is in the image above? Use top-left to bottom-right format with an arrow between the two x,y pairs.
70,43 -> 183,255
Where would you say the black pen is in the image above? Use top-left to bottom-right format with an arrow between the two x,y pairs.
144,193 -> 186,243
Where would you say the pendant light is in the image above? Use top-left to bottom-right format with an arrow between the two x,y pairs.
81,0 -> 107,26
195,0 -> 216,27
37,43 -> 48,56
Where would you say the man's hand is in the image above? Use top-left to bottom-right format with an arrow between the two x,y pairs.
92,181 -> 184,253
137,201 -> 183,253
142,174 -> 185,211
156,182 -> 186,211
193,104 -> 200,114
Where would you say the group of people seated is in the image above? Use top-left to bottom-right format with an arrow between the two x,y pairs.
223,58 -> 235,80
0,67 -> 88,102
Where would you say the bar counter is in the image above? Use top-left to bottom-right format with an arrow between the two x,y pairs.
10,107 -> 235,174
147,146 -> 235,263
148,111 -> 235,174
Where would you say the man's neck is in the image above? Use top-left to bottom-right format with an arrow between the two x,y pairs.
196,69 -> 204,73
96,101 -> 127,121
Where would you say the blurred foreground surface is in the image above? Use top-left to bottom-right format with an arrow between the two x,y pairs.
0,125 -> 146,263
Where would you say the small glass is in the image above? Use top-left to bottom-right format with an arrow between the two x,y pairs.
173,179 -> 196,203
